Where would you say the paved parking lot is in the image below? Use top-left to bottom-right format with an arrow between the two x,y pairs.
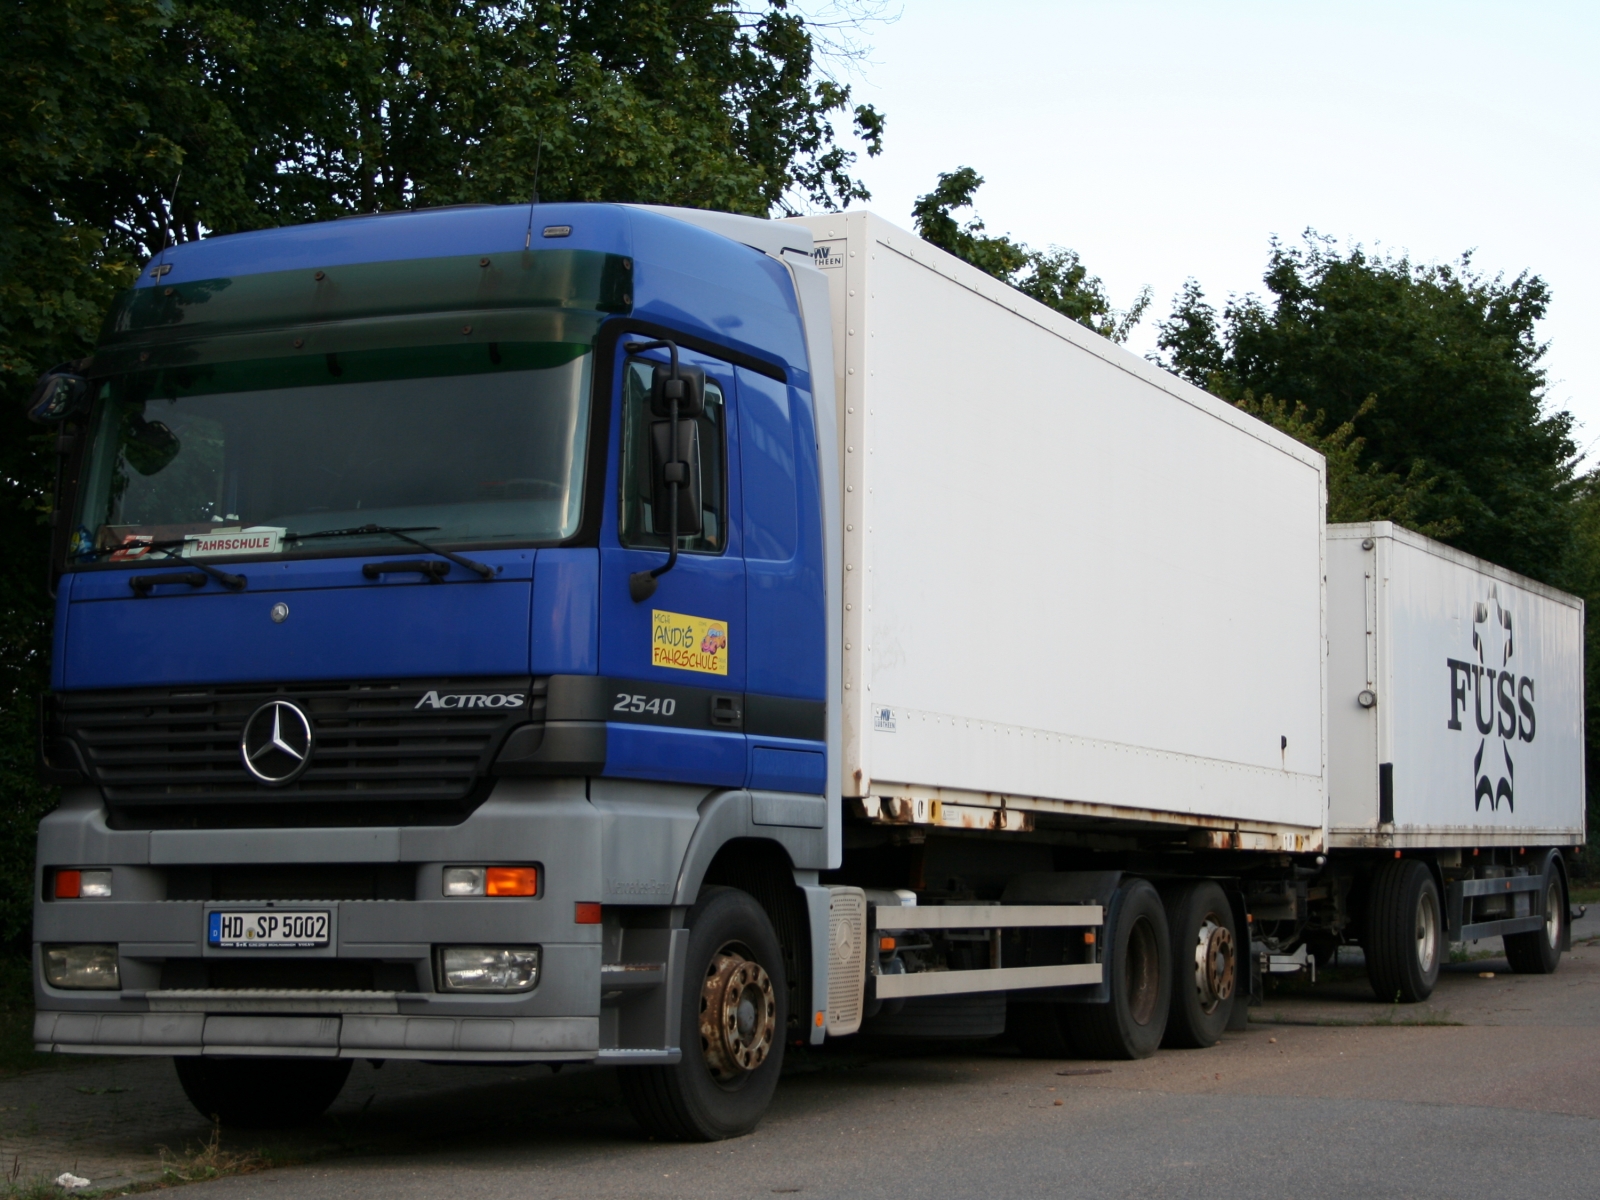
4,913 -> 1598,1198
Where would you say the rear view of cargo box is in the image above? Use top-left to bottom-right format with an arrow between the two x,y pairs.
1328,522 -> 1586,847
789,212 -> 1327,847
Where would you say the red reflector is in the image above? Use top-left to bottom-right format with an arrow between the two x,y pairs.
485,867 -> 538,896
575,901 -> 602,924
54,870 -> 81,900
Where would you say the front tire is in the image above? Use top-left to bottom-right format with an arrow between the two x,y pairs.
1066,878 -> 1170,1059
618,886 -> 787,1141
1364,859 -> 1442,1003
173,1056 -> 351,1128
1504,861 -> 1564,975
1161,881 -> 1238,1048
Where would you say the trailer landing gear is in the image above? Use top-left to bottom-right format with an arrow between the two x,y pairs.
619,886 -> 787,1141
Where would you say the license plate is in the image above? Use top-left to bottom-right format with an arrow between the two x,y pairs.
208,910 -> 330,949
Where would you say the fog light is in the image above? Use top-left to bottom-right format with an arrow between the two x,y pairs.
45,945 -> 120,990
437,946 -> 540,992
443,867 -> 486,896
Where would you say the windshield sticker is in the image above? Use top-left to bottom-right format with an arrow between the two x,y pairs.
183,527 -> 286,559
108,534 -> 154,562
652,609 -> 728,676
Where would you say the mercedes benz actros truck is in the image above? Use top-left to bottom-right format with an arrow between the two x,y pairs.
26,203 -> 1585,1140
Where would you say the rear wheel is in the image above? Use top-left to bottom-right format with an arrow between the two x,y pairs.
618,887 -> 787,1141
1066,878 -> 1170,1059
1161,881 -> 1238,1049
173,1056 -> 351,1128
1364,859 -> 1441,1003
1504,863 -> 1564,975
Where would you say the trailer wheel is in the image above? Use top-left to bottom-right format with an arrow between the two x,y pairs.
1504,861 -> 1564,975
618,886 -> 786,1141
1161,881 -> 1237,1048
1364,859 -> 1441,1003
1067,878 -> 1170,1059
173,1056 -> 351,1128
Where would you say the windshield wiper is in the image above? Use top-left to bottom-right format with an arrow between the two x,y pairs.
76,539 -> 247,591
286,524 -> 493,579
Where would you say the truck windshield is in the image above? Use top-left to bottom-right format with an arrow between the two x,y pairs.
70,341 -> 592,562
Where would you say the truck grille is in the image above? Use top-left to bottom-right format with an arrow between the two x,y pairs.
55,676 -> 539,826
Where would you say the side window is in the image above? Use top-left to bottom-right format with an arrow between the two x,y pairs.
619,359 -> 727,553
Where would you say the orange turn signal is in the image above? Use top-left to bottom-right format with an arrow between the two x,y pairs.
54,870 -> 81,899
1083,931 -> 1096,945
485,867 -> 538,896
815,1011 -> 825,1028
575,901 -> 603,924
878,936 -> 896,953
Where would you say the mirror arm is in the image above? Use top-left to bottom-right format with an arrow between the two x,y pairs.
625,338 -> 687,604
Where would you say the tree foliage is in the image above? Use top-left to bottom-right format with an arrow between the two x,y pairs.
1156,234 -> 1575,582
0,0 -> 884,947
912,167 -> 1150,344
1234,393 -> 1459,540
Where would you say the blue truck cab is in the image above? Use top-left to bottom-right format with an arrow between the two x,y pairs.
31,204 -> 845,1139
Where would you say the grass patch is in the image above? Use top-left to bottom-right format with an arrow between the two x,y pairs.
156,1120 -> 278,1185
0,956 -> 58,1077
1569,884 -> 1600,906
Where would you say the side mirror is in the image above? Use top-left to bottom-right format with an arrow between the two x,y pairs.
650,365 -> 705,418
650,416 -> 703,537
26,367 -> 91,423
123,414 -> 181,476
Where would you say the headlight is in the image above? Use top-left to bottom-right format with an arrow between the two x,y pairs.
45,945 -> 120,990
441,866 -> 538,897
436,946 -> 540,992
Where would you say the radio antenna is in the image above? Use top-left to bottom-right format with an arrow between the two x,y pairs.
150,169 -> 183,279
523,139 -> 545,248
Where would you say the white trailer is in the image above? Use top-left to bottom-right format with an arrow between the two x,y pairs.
1327,521 -> 1585,848
789,211 -> 1327,852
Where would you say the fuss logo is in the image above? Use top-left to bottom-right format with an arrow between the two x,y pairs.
1446,586 -> 1535,812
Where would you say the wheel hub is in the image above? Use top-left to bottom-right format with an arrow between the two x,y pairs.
699,949 -> 777,1081
1193,918 -> 1236,1014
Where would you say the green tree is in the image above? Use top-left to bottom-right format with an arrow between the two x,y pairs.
912,167 -> 1150,343
1234,393 -> 1459,540
0,0 -> 886,947
1157,233 -> 1575,582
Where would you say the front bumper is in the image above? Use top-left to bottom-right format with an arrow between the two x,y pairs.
33,779 -> 614,1063
34,1008 -> 598,1062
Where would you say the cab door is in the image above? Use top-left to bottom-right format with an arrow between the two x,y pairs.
597,340 -> 746,786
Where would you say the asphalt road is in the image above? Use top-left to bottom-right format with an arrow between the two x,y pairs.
166,918 -> 1600,1200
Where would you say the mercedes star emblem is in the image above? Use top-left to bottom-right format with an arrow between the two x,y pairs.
240,700 -> 314,786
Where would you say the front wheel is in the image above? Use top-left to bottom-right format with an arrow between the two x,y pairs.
1364,859 -> 1442,1003
173,1056 -> 351,1128
618,886 -> 787,1141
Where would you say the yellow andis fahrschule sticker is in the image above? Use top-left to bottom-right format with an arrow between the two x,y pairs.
651,609 -> 728,676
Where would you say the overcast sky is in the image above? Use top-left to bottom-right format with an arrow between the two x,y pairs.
820,1 -> 1599,461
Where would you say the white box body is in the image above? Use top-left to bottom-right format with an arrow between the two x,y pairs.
1327,522 -> 1585,848
787,212 -> 1327,845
